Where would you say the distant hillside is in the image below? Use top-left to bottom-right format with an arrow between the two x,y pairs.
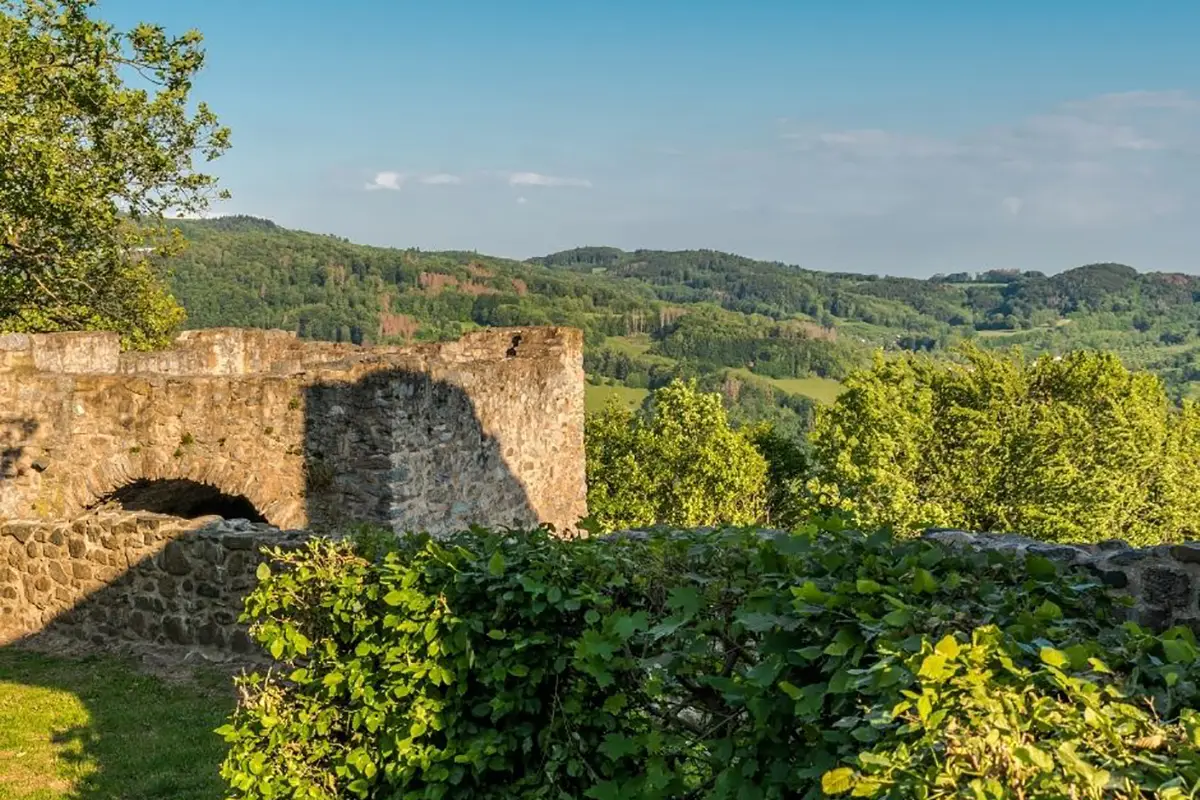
164,216 -> 1200,416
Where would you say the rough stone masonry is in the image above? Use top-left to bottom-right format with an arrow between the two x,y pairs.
0,512 -> 300,660
4,516 -> 1200,665
0,325 -> 587,663
0,326 -> 586,534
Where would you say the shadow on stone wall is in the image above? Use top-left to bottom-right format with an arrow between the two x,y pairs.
302,367 -> 539,534
1,417 -> 37,479
0,370 -> 538,798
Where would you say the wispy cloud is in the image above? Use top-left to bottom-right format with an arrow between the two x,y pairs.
364,169 -> 590,191
766,91 -> 1200,230
1064,90 -> 1199,113
507,171 -> 593,188
364,171 -> 404,191
419,173 -> 462,185
349,93 -> 1199,274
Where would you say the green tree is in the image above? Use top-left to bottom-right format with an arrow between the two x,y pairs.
805,344 -> 1200,544
586,379 -> 768,530
743,422 -> 810,528
0,0 -> 230,348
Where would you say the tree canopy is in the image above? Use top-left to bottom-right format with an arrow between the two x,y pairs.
585,380 -> 768,531
0,0 -> 229,347
804,345 -> 1200,544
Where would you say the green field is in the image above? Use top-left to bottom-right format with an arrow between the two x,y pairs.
585,383 -> 650,413
728,369 -> 845,404
0,649 -> 233,800
603,334 -> 654,357
602,335 -> 676,366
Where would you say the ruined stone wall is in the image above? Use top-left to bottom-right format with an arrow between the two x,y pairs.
0,326 -> 586,535
0,512 -> 304,662
924,529 -> 1200,632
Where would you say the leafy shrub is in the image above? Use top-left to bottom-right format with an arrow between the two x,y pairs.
219,523 -> 1200,799
805,345 -> 1200,544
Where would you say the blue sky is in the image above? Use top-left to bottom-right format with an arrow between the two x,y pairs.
105,0 -> 1200,275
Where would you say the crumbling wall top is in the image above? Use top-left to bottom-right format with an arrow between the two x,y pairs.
0,326 -> 581,377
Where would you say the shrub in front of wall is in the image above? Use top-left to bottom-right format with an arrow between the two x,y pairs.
217,523 -> 1200,799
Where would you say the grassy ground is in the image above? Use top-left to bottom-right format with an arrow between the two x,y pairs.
585,383 -> 650,413
0,649 -> 234,800
602,334 -> 654,358
727,369 -> 845,405
602,335 -> 676,367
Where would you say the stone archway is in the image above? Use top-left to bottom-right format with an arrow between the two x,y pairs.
90,478 -> 267,522
72,454 -> 301,529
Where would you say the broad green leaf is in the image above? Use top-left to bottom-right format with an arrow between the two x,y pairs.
1026,556 -> 1058,580
911,568 -> 938,594
1040,647 -> 1069,669
821,767 -> 856,796
934,634 -> 960,660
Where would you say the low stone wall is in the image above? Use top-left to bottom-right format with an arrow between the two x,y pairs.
0,512 -> 307,664
924,529 -> 1200,631
6,517 -> 1198,669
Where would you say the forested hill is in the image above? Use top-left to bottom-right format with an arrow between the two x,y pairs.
165,215 -> 1200,412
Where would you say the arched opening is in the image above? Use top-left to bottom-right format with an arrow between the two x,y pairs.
90,478 -> 268,523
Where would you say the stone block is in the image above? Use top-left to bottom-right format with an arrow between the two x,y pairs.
1172,543 -> 1200,565
160,541 -> 191,576
1142,567 -> 1193,608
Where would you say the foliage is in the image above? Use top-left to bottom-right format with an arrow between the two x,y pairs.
585,379 -> 768,531
804,345 -> 1200,544
219,523 -> 1200,799
0,0 -> 229,347
743,423 -> 811,528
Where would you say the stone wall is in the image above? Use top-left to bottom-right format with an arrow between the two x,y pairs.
0,326 -> 586,535
0,512 -> 304,663
924,529 -> 1200,631
6,516 -> 1200,667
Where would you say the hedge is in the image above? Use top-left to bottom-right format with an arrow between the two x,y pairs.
217,523 -> 1200,799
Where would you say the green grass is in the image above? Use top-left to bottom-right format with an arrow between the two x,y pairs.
0,649 -> 234,800
601,335 -> 677,367
603,334 -> 654,358
728,369 -> 845,404
585,383 -> 650,413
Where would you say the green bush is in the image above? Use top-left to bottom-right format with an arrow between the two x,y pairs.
218,524 -> 1200,799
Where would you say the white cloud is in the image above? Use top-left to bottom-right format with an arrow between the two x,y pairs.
419,173 -> 462,185
516,196 -> 528,204
507,171 -> 592,188
365,171 -> 404,191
